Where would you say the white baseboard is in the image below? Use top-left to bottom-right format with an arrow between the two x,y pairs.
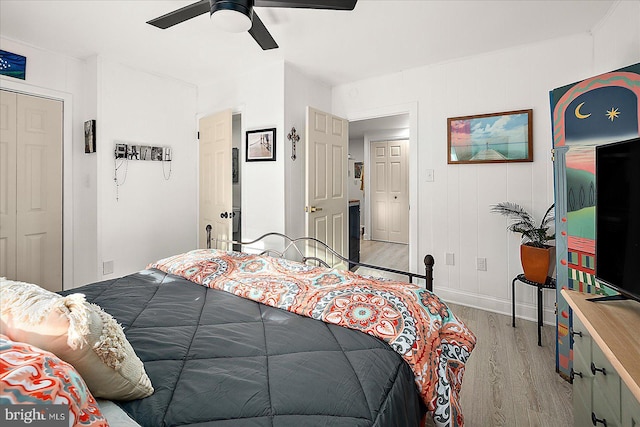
433,286 -> 556,326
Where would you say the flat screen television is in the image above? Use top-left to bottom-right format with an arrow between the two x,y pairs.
595,136 -> 640,303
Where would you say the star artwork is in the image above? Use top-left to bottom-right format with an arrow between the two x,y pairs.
564,84 -> 636,144
606,107 -> 620,122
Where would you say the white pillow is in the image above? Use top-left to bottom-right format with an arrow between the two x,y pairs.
0,278 -> 153,400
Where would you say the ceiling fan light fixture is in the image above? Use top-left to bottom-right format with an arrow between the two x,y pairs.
210,0 -> 253,33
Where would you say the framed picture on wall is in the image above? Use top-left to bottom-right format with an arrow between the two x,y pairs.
232,147 -> 239,183
0,50 -> 26,80
354,162 -> 363,179
84,120 -> 96,153
447,109 -> 533,164
246,128 -> 276,162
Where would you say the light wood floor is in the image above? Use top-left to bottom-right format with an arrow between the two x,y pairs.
356,239 -> 411,281
357,239 -> 573,427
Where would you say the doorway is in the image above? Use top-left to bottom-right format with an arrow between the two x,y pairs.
232,113 -> 242,245
348,113 -> 410,266
198,109 -> 242,250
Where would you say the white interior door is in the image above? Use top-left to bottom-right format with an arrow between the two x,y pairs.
0,90 -> 18,281
371,140 -> 408,244
371,141 -> 388,241
305,106 -> 348,267
0,90 -> 63,291
199,109 -> 233,250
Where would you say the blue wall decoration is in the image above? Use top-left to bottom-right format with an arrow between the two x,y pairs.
0,50 -> 26,80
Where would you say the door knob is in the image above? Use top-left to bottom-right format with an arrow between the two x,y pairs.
306,206 -> 323,213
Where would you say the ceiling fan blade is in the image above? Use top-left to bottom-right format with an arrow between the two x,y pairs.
254,0 -> 357,10
248,11 -> 279,50
147,0 -> 210,29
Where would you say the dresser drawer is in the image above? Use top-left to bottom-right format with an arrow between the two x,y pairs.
592,388 -> 622,427
563,290 -> 640,427
572,339 -> 592,382
573,372 -> 592,427
592,343 -> 621,413
571,315 -> 591,362
622,383 -> 640,427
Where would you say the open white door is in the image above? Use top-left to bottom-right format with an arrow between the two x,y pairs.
305,106 -> 348,267
199,109 -> 233,250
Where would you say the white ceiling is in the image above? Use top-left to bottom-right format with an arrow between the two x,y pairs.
0,0 -> 618,88
349,113 -> 409,140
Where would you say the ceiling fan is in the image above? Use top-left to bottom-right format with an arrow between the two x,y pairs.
147,0 -> 358,50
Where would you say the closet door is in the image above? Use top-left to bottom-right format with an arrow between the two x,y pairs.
371,140 -> 409,244
371,141 -> 389,241
0,90 -> 63,291
0,90 -> 18,280
387,140 -> 408,244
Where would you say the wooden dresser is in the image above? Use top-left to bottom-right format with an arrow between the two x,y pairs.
562,289 -> 640,427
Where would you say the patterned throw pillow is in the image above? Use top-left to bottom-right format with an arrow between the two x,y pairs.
0,278 -> 153,400
0,334 -> 108,426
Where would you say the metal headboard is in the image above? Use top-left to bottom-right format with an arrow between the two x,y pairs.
205,228 -> 434,291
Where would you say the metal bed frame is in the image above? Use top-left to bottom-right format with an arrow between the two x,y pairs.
205,228 -> 434,291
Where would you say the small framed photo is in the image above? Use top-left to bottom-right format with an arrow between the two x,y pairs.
129,145 -> 140,160
246,128 -> 276,162
232,147 -> 239,182
139,146 -> 152,160
114,143 -> 127,159
84,120 -> 96,153
354,162 -> 363,179
151,146 -> 163,161
447,109 -> 533,164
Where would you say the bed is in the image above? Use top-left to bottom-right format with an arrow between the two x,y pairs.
3,235 -> 476,427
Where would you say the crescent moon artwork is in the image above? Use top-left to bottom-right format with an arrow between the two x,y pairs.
575,102 -> 591,119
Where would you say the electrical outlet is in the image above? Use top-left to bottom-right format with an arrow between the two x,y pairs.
103,261 -> 114,275
476,257 -> 487,271
445,253 -> 455,265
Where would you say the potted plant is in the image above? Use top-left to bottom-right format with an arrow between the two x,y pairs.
490,202 -> 556,283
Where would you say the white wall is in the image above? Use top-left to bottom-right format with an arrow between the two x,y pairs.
332,28 -> 638,323
75,56 -> 98,286
592,1 -> 640,75
97,59 -> 198,280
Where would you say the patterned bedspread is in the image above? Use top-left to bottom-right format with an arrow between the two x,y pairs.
149,249 -> 476,427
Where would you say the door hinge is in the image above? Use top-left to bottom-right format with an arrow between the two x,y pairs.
551,148 -> 555,162
197,131 -> 200,140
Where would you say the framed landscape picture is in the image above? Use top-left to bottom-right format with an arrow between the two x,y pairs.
246,128 -> 276,162
447,109 -> 533,164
